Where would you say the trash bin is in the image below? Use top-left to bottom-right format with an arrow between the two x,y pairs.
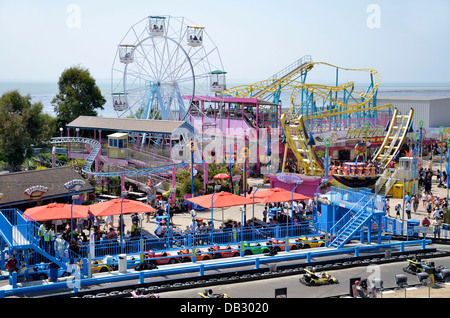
49,262 -> 59,282
407,220 -> 420,237
444,213 -> 450,225
118,254 -> 127,274
392,184 -> 403,199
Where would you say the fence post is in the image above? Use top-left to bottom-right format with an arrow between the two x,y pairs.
199,264 -> 204,276
255,258 -> 260,269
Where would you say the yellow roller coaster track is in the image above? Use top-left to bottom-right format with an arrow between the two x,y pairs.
371,107 -> 414,169
224,59 -> 390,121
280,113 -> 324,176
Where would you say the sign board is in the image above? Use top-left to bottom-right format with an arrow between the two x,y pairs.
64,179 -> 86,192
275,287 -> 287,298
276,173 -> 303,184
24,185 -> 49,201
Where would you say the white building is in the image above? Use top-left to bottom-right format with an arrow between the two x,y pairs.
376,96 -> 450,129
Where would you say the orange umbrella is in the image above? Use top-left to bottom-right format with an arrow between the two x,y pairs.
248,187 -> 311,204
213,173 -> 230,180
89,198 -> 157,217
23,203 -> 90,222
186,191 -> 254,225
186,191 -> 253,209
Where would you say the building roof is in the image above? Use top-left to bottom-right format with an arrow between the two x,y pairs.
0,167 -> 94,208
67,116 -> 194,135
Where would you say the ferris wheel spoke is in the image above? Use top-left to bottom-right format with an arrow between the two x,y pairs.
112,15 -> 224,121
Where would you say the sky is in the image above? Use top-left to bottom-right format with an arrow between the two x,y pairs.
0,0 -> 449,85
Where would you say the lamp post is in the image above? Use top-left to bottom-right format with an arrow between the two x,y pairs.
211,185 -> 221,243
291,181 -> 303,237
167,188 -> 176,248
190,140 -> 195,200
440,126 -> 445,185
252,183 -> 264,240
242,147 -> 249,224
447,138 -> 450,201
120,190 -> 128,253
70,194 -> 80,241
191,209 -> 196,248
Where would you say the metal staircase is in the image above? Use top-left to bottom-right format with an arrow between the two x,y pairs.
329,194 -> 383,248
0,209 -> 69,268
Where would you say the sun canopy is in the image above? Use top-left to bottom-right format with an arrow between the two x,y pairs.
89,198 -> 157,217
248,187 -> 311,204
186,191 -> 253,209
23,203 -> 90,222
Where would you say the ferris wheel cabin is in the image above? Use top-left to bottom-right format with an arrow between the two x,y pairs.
148,16 -> 166,36
210,70 -> 227,92
118,45 -> 135,64
112,93 -> 127,111
187,25 -> 204,47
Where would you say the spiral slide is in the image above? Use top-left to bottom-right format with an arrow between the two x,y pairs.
280,113 -> 324,176
371,107 -> 414,169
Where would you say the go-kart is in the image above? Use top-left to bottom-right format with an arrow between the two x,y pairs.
208,245 -> 240,259
243,242 -> 270,256
266,239 -> 298,252
145,250 -> 179,265
198,289 -> 231,298
177,249 -> 212,262
299,268 -> 339,286
295,237 -> 325,249
403,258 -> 450,281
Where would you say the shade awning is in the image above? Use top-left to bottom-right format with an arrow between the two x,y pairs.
186,191 -> 253,209
89,198 -> 157,217
248,187 -> 311,204
23,203 -> 90,222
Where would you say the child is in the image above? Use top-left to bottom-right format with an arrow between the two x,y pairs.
385,199 -> 391,217
395,203 -> 401,219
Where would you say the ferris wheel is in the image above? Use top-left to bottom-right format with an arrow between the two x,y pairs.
111,15 -> 226,122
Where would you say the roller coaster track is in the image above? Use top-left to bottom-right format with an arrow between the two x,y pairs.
223,55 -> 314,102
50,137 -> 189,178
280,113 -> 324,176
224,57 -> 390,123
371,107 -> 414,169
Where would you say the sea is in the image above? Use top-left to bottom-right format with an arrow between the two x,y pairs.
0,80 -> 449,118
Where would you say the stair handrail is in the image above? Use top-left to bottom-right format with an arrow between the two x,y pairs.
374,168 -> 391,194
384,169 -> 400,195
329,195 -> 376,247
329,194 -> 369,238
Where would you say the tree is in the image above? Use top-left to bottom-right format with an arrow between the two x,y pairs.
0,90 -> 55,170
52,65 -> 106,129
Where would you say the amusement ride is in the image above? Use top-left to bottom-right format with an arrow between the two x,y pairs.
0,14 -> 435,299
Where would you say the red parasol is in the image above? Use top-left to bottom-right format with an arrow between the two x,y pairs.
186,191 -> 253,209
186,191 -> 253,224
248,187 -> 311,204
213,173 -> 231,180
23,203 -> 90,222
89,198 -> 157,217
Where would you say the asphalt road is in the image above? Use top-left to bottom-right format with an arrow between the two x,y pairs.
157,244 -> 450,299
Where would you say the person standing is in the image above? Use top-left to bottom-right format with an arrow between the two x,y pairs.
262,207 -> 268,223
5,254 -> 19,274
405,200 -> 412,219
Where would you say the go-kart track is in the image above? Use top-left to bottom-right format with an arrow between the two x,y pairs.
11,239 -> 450,299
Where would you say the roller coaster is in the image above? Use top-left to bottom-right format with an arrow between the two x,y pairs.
223,55 -> 413,179
223,55 -> 391,130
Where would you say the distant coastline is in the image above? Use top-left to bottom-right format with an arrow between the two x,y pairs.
0,79 -> 449,118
